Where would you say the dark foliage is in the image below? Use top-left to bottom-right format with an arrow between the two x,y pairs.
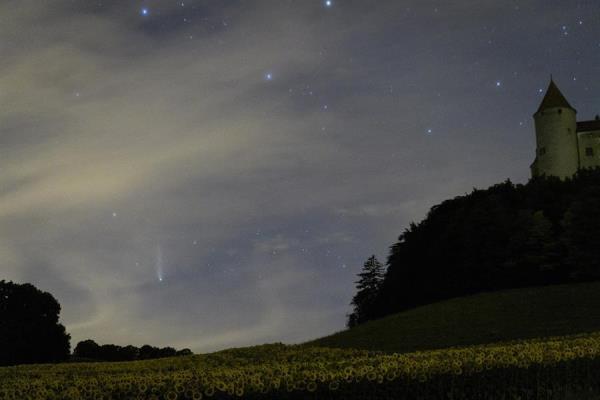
347,255 -> 385,328
357,169 -> 600,325
73,339 -> 192,362
0,281 -> 71,366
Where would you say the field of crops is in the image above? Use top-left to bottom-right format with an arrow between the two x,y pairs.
2,332 -> 600,400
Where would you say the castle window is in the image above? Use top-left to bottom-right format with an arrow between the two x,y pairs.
586,147 -> 594,157
558,108 -> 562,114
539,147 -> 546,156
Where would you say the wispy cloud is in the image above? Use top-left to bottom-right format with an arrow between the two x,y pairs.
0,0 -> 595,352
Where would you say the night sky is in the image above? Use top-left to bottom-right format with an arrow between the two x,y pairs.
1,1 -> 599,352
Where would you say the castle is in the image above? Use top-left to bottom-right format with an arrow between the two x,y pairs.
531,78 -> 600,179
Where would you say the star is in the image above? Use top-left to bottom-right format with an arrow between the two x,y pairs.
141,8 -> 149,16
325,0 -> 333,7
265,72 -> 273,81
496,81 -> 502,87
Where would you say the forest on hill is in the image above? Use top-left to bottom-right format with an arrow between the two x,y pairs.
349,169 -> 600,327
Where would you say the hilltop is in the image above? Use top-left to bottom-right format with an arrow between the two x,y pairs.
307,281 -> 600,353
349,169 -> 600,327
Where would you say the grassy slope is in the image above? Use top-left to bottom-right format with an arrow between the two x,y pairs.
305,281 -> 600,353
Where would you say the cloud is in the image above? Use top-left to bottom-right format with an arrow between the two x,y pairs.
0,0 -> 356,351
1,0 -> 591,352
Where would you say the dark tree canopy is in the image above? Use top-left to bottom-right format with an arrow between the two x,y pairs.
73,339 -> 192,362
562,186 -> 600,280
73,339 -> 101,360
354,169 -> 600,325
348,256 -> 386,328
0,281 -> 71,366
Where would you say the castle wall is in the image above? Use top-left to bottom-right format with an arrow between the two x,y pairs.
578,130 -> 600,170
533,107 -> 579,179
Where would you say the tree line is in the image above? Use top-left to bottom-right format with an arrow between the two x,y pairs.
73,340 -> 192,362
0,280 -> 192,366
349,169 -> 600,327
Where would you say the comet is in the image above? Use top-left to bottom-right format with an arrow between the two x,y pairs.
156,244 -> 164,283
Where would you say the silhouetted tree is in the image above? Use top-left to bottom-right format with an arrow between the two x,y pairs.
73,339 -> 101,360
73,340 -> 191,361
121,345 -> 140,361
348,256 -> 385,327
139,344 -> 159,360
99,344 -> 122,362
0,281 -> 71,366
158,346 -> 177,358
176,348 -> 193,356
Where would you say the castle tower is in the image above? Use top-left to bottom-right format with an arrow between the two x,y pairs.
531,79 -> 579,179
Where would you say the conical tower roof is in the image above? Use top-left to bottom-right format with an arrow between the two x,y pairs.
536,78 -> 576,114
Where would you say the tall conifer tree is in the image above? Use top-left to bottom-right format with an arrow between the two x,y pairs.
348,255 -> 385,327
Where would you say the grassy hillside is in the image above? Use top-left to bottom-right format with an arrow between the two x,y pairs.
306,281 -> 600,353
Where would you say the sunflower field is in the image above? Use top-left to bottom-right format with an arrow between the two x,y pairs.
2,332 -> 600,400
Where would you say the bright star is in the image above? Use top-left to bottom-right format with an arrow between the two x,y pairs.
141,8 -> 149,16
496,81 -> 502,87
325,0 -> 333,7
427,129 -> 433,134
265,72 -> 273,81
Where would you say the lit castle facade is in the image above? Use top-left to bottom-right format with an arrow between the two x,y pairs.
531,79 -> 600,179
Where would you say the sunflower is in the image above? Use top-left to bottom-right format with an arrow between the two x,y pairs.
166,391 -> 177,400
